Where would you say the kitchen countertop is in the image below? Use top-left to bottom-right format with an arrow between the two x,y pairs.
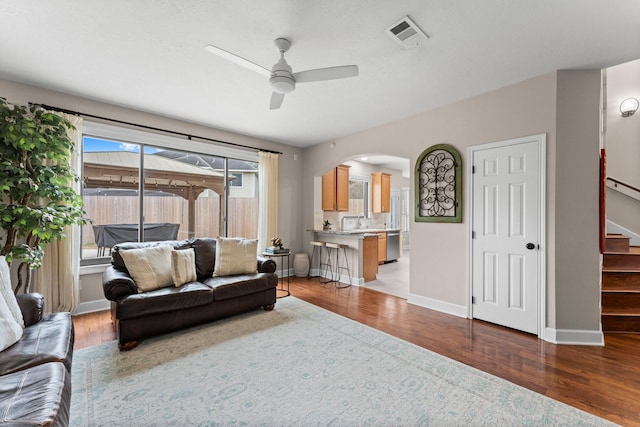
310,228 -> 401,235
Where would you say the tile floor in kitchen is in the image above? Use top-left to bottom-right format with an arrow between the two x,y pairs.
364,249 -> 409,299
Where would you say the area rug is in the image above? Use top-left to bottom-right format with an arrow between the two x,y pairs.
71,297 -> 613,426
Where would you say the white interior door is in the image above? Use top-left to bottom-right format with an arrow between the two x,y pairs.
470,135 -> 544,335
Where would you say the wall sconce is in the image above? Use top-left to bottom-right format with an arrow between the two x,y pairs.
620,97 -> 639,117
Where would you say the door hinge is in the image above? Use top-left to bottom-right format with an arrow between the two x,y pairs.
472,296 -> 476,304
472,165 -> 475,174
472,231 -> 475,239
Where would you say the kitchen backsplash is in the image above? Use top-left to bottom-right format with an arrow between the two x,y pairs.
322,211 -> 390,230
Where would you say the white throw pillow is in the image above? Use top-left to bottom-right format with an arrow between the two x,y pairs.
0,291 -> 23,351
120,245 -> 174,292
171,248 -> 197,286
213,237 -> 258,277
0,256 -> 24,328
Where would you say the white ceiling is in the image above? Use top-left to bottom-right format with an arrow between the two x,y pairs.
1,1 -> 639,148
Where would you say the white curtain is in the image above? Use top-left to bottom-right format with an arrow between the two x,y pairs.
32,114 -> 83,313
257,152 -> 279,254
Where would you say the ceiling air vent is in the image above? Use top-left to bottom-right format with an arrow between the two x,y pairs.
385,15 -> 428,49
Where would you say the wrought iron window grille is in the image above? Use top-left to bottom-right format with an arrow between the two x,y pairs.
415,144 -> 462,223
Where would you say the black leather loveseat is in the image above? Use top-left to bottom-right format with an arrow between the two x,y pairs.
102,238 -> 278,350
0,293 -> 74,426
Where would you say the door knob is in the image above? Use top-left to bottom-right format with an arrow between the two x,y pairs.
526,243 -> 536,250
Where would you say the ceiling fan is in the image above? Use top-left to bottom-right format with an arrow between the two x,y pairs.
204,38 -> 359,110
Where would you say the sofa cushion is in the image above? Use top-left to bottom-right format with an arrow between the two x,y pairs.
112,240 -> 192,273
191,238 -> 217,279
171,248 -> 197,286
115,282 -> 214,321
203,273 -> 278,301
213,237 -> 258,277
120,245 -> 174,292
0,362 -> 70,427
0,256 -> 24,328
0,312 -> 74,376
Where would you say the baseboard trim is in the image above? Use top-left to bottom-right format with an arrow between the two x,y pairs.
74,299 -> 110,315
407,294 -> 467,318
543,327 -> 604,346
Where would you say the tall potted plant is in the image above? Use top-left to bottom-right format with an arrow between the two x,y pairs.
0,98 -> 86,293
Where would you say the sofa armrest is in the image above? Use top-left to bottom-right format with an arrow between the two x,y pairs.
103,266 -> 138,301
257,256 -> 277,274
16,293 -> 44,326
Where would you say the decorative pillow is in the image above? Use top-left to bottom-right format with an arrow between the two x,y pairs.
0,256 -> 24,328
0,292 -> 23,351
213,237 -> 258,277
171,248 -> 197,286
120,245 -> 174,292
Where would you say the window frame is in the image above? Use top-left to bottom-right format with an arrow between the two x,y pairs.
80,122 -> 259,266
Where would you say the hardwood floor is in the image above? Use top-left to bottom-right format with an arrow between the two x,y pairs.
73,277 -> 640,426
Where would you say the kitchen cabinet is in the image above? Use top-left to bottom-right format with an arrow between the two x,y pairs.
322,164 -> 350,211
377,232 -> 387,264
362,235 -> 378,282
371,172 -> 391,213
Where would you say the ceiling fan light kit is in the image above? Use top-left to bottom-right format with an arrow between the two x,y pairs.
204,37 -> 358,110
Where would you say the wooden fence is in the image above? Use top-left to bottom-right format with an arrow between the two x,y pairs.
82,194 -> 258,247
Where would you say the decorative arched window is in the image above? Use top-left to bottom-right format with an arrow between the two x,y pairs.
415,144 -> 462,223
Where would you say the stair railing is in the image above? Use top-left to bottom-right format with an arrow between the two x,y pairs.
607,177 -> 640,202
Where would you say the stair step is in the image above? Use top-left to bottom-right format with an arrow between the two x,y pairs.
603,250 -> 640,269
602,314 -> 640,333
602,292 -> 640,312
601,235 -> 640,333
602,270 -> 640,291
605,234 -> 631,252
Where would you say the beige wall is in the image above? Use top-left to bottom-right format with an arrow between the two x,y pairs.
1,71 -> 605,336
0,78 -> 305,307
302,70 -> 603,336
605,59 -> 640,234
554,70 -> 602,331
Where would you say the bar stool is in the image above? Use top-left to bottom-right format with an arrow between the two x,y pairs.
324,242 -> 352,288
308,241 -> 331,282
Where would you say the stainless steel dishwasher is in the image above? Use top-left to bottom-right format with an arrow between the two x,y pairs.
386,232 -> 400,262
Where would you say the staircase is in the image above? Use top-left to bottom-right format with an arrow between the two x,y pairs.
602,234 -> 640,333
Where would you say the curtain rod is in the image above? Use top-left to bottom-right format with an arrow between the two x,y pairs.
32,103 -> 283,155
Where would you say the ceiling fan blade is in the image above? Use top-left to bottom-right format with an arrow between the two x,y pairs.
204,44 -> 271,77
270,92 -> 285,110
293,65 -> 359,83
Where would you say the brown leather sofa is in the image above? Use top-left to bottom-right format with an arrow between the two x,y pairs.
0,293 -> 74,426
103,238 -> 278,350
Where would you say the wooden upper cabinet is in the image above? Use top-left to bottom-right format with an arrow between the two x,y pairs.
322,164 -> 350,211
371,172 -> 391,213
322,169 -> 337,211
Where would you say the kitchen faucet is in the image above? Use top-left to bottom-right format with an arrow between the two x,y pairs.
341,215 -> 365,230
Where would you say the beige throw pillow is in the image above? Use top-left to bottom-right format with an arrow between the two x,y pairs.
120,245 -> 174,292
171,248 -> 197,286
213,237 -> 258,277
0,256 -> 24,328
0,292 -> 23,351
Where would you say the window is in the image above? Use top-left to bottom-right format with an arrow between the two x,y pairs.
348,177 -> 369,218
229,173 -> 243,187
81,122 -> 259,263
